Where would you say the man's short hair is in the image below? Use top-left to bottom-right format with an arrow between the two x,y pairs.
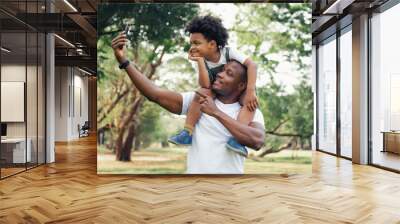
229,60 -> 247,83
185,15 -> 229,48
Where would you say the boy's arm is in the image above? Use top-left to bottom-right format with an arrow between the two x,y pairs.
243,58 -> 258,111
228,48 -> 258,111
243,58 -> 257,91
189,54 -> 211,88
197,59 -> 211,88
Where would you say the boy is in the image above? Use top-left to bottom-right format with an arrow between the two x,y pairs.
168,15 -> 259,157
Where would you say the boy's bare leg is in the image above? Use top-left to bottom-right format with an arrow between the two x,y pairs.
184,96 -> 203,135
169,88 -> 213,145
237,91 -> 256,125
225,92 -> 257,157
184,88 -> 214,134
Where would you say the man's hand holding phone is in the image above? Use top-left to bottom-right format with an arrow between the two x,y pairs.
111,31 -> 128,63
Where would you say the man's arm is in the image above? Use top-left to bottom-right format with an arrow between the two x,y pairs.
197,93 -> 265,150
214,112 -> 265,150
112,32 -> 182,114
124,64 -> 183,114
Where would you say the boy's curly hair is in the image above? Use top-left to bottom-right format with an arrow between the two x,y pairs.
185,15 -> 229,49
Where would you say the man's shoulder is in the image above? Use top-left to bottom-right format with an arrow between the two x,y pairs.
181,91 -> 195,98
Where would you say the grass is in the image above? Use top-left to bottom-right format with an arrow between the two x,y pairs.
98,167 -> 184,174
97,146 -> 312,175
97,145 -> 110,153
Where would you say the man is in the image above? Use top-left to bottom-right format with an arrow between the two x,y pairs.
111,32 -> 265,174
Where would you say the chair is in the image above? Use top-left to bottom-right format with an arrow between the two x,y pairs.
79,121 -> 90,138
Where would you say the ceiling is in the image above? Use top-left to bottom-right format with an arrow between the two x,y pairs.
312,0 -> 390,44
0,0 -> 97,75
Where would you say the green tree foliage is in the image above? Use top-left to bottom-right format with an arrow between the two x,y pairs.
290,80 -> 314,148
97,4 -> 199,161
256,77 -> 313,156
98,3 -> 199,80
97,3 -> 313,160
234,3 -> 311,74
233,3 -> 313,155
135,101 -> 164,149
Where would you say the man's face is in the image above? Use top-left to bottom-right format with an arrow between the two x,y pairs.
189,33 -> 216,58
212,61 -> 246,97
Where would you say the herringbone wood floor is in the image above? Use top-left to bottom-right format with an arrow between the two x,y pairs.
0,135 -> 399,224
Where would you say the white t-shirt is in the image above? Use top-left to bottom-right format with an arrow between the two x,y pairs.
181,92 -> 265,174
205,47 -> 248,69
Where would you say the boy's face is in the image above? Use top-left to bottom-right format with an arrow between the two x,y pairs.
189,33 -> 217,58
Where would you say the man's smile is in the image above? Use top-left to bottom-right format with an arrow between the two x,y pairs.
213,78 -> 223,88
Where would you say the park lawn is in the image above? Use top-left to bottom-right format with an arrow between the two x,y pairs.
97,146 -> 312,174
97,146 -> 187,174
245,150 -> 312,174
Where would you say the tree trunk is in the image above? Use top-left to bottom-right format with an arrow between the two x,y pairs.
115,97 -> 141,160
117,122 -> 136,161
134,137 -> 141,151
300,139 -> 304,150
116,97 -> 145,161
115,123 -> 127,160
114,48 -> 165,161
258,139 -> 294,158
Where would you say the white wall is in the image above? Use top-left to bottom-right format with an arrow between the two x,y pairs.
1,65 -> 26,130
1,82 -> 25,122
54,67 -> 89,141
1,63 -> 46,163
1,65 -> 38,138
1,64 -> 26,81
55,66 -> 69,141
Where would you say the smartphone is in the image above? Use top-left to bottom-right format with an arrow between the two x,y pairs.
124,24 -> 130,35
119,24 -> 130,50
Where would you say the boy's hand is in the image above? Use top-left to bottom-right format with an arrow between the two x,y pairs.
243,89 -> 258,112
111,32 -> 128,63
188,49 -> 204,62
188,53 -> 204,62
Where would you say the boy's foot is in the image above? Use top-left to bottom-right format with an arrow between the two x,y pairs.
226,137 -> 248,157
168,130 -> 192,146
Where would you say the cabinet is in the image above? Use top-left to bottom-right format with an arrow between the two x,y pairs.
0,138 -> 31,165
382,131 -> 400,154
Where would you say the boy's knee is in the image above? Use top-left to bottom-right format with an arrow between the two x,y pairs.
198,88 -> 213,97
194,88 -> 214,101
193,93 -> 201,101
